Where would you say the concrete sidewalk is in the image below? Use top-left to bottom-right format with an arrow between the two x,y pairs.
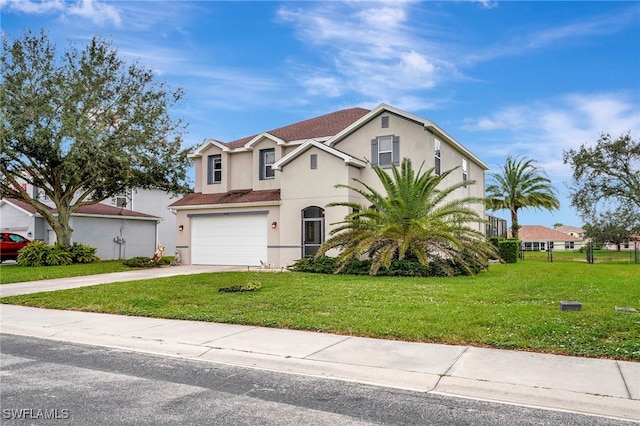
0,267 -> 638,422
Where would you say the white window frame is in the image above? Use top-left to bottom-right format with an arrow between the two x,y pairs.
207,154 -> 222,184
378,135 -> 393,167
462,158 -> 468,181
260,148 -> 275,180
435,139 -> 441,175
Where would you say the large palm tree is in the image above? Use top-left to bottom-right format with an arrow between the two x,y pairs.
485,155 -> 560,239
316,158 -> 496,275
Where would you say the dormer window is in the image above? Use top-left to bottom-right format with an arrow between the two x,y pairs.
207,154 -> 222,184
260,148 -> 275,180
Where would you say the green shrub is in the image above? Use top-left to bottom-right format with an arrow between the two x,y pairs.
45,246 -> 73,266
289,255 -> 484,277
498,239 -> 519,263
69,242 -> 99,264
123,256 -> 171,268
17,241 -> 52,267
17,242 -> 99,266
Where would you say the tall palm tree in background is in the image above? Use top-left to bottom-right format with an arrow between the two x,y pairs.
317,158 -> 496,275
485,155 -> 560,239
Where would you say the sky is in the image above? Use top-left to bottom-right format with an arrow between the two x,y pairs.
1,0 -> 639,229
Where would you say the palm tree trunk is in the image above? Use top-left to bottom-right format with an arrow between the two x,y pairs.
511,210 -> 519,240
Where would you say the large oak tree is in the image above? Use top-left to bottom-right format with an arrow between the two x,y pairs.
563,132 -> 640,237
1,30 -> 192,248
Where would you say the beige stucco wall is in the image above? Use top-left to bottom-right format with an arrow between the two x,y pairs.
250,138 -> 283,191
332,112 -> 486,232
277,146 -> 361,266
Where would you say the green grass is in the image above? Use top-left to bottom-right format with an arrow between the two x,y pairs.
0,260 -> 135,284
1,256 -> 638,360
524,249 -> 638,263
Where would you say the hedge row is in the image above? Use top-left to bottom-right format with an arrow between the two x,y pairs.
489,237 -> 519,264
288,255 -> 486,277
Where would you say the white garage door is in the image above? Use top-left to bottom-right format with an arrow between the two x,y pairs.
191,214 -> 267,266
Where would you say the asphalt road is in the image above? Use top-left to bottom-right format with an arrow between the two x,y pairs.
0,334 -> 627,425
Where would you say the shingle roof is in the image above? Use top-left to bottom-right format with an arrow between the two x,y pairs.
554,225 -> 585,234
3,197 -> 37,214
225,107 -> 370,149
513,225 -> 581,241
169,189 -> 281,207
2,198 -> 158,219
73,203 -> 158,219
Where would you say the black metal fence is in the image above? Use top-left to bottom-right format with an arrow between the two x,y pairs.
519,241 -> 639,264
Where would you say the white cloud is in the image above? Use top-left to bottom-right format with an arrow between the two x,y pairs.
1,0 -> 121,27
301,75 -> 343,97
464,92 -> 640,178
277,2 -> 458,103
66,0 -> 121,27
0,0 -> 65,14
464,6 -> 639,64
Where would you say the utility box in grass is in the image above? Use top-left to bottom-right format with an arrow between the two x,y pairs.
560,301 -> 582,311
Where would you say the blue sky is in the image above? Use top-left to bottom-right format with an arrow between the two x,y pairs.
2,0 -> 639,228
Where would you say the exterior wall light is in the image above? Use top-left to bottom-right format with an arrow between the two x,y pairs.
178,225 -> 184,231
271,222 -> 277,229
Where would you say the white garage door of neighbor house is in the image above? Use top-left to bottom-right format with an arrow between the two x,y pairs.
191,214 -> 267,266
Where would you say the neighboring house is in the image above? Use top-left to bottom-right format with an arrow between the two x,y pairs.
170,103 -> 489,268
0,197 -> 160,260
105,188 -> 182,255
511,225 -> 583,251
554,225 -> 586,240
1,177 -> 181,257
603,236 -> 639,251
555,224 -> 638,251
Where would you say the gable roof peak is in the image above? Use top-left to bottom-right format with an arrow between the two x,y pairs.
224,107 -> 370,150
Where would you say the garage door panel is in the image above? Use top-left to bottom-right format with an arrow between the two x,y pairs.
191,215 -> 267,266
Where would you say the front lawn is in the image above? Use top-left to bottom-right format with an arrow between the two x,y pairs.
1,257 -> 638,360
0,260 -> 134,284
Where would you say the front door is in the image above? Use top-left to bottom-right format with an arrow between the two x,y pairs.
302,206 -> 324,257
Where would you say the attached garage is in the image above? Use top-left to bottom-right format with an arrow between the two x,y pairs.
190,212 -> 267,266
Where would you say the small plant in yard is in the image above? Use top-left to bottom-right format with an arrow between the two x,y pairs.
123,256 -> 171,268
218,280 -> 262,293
69,242 -> 100,264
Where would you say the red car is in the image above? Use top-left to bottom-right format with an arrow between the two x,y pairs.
0,232 -> 31,262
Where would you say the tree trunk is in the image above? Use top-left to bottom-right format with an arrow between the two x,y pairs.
50,206 -> 73,248
511,210 -> 519,240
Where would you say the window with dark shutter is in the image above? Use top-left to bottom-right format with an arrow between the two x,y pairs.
378,136 -> 393,166
371,135 -> 399,167
371,138 -> 378,166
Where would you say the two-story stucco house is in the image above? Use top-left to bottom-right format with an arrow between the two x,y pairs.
170,104 -> 489,268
